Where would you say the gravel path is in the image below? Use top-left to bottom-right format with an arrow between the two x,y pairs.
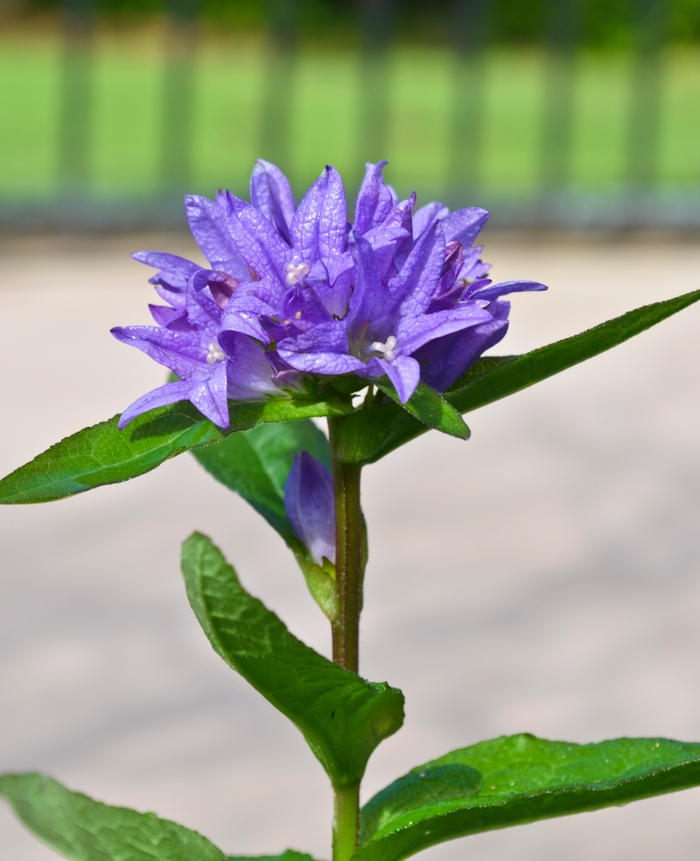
1,232 -> 700,861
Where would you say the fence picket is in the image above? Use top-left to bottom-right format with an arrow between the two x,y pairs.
540,0 -> 580,198
449,0 -> 490,200
59,0 -> 94,195
627,0 -> 667,194
161,0 -> 199,196
3,1 -> 700,229
260,0 -> 300,178
358,0 -> 396,173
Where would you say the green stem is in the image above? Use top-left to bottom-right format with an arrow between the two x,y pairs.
328,417 -> 364,674
333,784 -> 360,861
328,416 -> 365,861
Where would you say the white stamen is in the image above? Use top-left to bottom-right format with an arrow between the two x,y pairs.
371,335 -> 398,362
285,262 -> 311,285
206,340 -> 225,365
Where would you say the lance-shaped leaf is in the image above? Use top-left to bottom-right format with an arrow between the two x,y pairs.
355,733 -> 700,861
334,288 -> 700,464
181,532 -> 404,788
0,772 -> 228,861
229,855 -> 317,861
0,773 -> 321,861
375,381 -> 469,440
0,396 -> 350,505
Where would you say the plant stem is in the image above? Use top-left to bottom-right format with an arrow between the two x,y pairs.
328,416 -> 365,861
333,784 -> 360,861
328,417 -> 364,674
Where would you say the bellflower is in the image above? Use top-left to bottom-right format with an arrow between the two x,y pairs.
113,159 -> 546,429
276,220 -> 493,402
414,234 -> 548,390
217,159 -> 415,340
112,257 -> 284,429
284,452 -> 336,565
219,160 -> 545,403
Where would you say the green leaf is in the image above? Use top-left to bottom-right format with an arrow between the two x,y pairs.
228,855 -> 317,861
375,381 -> 469,440
181,532 -> 404,788
0,772 -> 227,861
355,733 -> 700,861
293,553 -> 339,622
360,763 -> 482,843
192,420 -> 330,544
335,288 -> 700,464
0,396 -> 350,505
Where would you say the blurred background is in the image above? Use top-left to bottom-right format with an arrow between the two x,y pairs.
2,0 -> 700,228
3,3 -> 700,861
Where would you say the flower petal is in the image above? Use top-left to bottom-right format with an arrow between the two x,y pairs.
346,233 -> 396,338
363,196 -> 414,249
148,304 -> 187,328
132,251 -> 200,293
391,221 -> 445,316
282,282 -> 334,330
368,354 -> 421,403
354,161 -> 395,234
154,283 -> 187,308
117,380 -> 194,429
311,262 -> 354,319
250,159 -> 296,244
290,166 -> 348,268
184,195 -> 250,279
221,291 -> 277,345
290,169 -> 327,261
189,361 -> 230,428
472,279 -> 548,301
460,244 -> 490,279
132,250 -> 201,279
412,201 -> 448,238
441,207 -> 489,247
223,332 -> 280,399
417,315 -> 510,391
278,321 -> 365,376
318,166 -> 348,264
281,350 -> 365,376
184,284 -> 223,334
111,325 -> 203,378
397,304 -> 493,355
224,193 -> 289,283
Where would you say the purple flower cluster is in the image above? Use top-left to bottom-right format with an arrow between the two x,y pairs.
113,160 -> 546,429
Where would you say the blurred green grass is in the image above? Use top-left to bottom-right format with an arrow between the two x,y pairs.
1,31 -> 699,202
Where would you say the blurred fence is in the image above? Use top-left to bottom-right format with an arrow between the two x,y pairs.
2,0 -> 700,230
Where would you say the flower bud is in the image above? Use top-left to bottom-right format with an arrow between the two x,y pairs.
284,452 -> 335,565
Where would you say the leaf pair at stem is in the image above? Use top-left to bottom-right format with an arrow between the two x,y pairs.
6,731 -> 700,861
